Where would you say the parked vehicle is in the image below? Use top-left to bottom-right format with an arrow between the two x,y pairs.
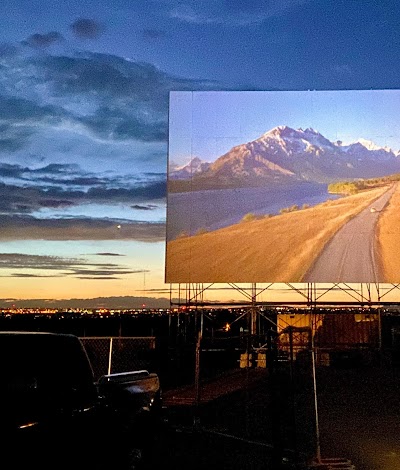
0,331 -> 162,469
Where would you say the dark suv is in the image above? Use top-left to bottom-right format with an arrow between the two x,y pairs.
0,331 -> 162,470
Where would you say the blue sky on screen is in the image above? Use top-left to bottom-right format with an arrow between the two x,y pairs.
169,90 -> 400,166
2,0 -> 400,304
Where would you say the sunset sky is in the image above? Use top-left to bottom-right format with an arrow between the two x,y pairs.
2,0 -> 400,307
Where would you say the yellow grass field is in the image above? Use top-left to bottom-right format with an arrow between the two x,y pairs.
166,186 -> 390,283
376,183 -> 400,282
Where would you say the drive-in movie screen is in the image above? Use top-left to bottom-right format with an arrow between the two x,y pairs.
165,90 -> 400,284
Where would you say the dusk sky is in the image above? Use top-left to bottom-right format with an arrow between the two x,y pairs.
2,0 -> 400,307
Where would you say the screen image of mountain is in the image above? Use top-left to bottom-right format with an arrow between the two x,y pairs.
165,90 -> 400,284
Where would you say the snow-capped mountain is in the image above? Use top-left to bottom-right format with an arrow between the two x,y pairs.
169,157 -> 211,179
356,138 -> 390,151
169,125 -> 400,189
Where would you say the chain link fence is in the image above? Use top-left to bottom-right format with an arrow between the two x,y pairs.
80,336 -> 157,381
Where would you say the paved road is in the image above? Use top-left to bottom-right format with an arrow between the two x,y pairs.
303,184 -> 397,283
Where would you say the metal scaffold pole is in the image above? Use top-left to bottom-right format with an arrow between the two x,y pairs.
194,308 -> 203,426
251,282 -> 258,337
310,283 -> 322,464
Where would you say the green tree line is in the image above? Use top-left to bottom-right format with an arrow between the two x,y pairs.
328,173 -> 400,195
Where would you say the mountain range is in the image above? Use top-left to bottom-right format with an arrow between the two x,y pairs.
169,126 -> 400,190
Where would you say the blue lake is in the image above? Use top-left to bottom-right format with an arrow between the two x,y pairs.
166,182 -> 341,241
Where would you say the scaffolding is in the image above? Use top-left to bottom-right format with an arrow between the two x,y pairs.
168,282 -> 400,310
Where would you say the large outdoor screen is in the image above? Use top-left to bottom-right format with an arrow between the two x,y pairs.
165,90 -> 400,284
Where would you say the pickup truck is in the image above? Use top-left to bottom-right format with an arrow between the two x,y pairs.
0,331 -> 162,470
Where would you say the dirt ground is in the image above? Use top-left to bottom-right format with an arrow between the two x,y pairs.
146,356 -> 400,470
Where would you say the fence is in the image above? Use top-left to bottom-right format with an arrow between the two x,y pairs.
163,310 -> 388,391
74,310 -> 389,388
80,336 -> 157,381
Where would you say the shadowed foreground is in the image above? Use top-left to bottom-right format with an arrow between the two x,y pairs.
144,359 -> 400,470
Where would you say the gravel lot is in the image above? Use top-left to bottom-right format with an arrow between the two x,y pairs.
143,357 -> 400,470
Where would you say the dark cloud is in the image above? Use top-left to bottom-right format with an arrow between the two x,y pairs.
1,52 -> 223,146
68,265 -> 146,280
38,53 -> 220,139
0,138 -> 26,152
142,29 -> 166,39
11,273 -> 60,278
131,204 -> 158,211
0,96 -> 55,120
22,164 -> 108,187
76,276 -> 119,280
0,183 -> 42,213
65,177 -> 107,186
0,253 -> 82,270
48,56 -> 132,95
0,177 -> 166,215
33,164 -> 80,174
68,269 -> 143,276
80,106 -> 168,142
95,253 -> 125,257
0,43 -> 18,57
24,32 -> 64,48
37,199 -> 75,208
0,214 -> 166,242
0,97 -> 66,150
0,163 -> 83,185
70,18 -> 104,39
114,117 -> 167,141
86,181 -> 167,200
0,123 -> 33,151
0,163 -> 25,178
36,175 -> 107,186
0,253 -> 148,280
